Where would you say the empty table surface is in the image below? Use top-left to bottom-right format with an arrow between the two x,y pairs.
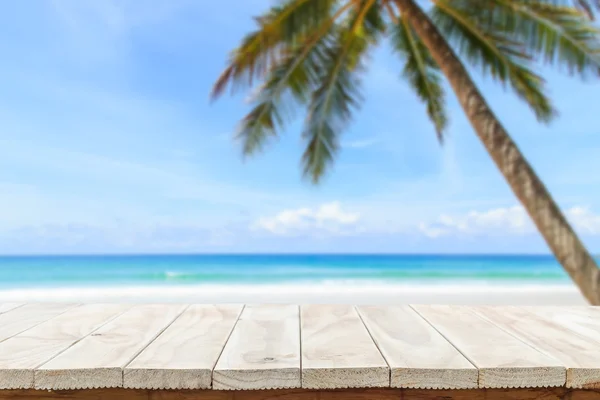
0,304 -> 598,391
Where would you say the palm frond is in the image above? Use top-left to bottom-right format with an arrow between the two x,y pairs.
302,0 -> 385,182
432,0 -> 557,122
573,0 -> 600,18
236,25 -> 335,156
391,15 -> 448,141
486,0 -> 600,76
226,1 -> 360,156
211,0 -> 337,99
537,0 -> 600,19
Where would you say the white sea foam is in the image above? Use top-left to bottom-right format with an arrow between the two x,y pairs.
1,281 -> 586,305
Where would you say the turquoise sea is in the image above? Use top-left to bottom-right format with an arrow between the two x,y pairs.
0,254 -> 578,289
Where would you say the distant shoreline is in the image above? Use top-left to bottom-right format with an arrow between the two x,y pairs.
0,252 -> 576,258
0,282 -> 585,305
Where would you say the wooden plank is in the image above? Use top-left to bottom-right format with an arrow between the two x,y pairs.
124,304 -> 243,390
35,304 -> 186,390
212,304 -> 300,390
357,305 -> 477,389
0,303 -> 78,343
0,304 -> 130,389
473,306 -> 600,389
412,305 -> 566,389
520,306 -> 600,344
301,305 -> 389,390
0,304 -> 23,315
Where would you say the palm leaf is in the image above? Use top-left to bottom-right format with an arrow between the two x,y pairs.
211,0 -> 337,99
488,0 -> 600,76
302,0 -> 385,182
391,16 -> 448,141
456,0 -> 600,76
232,1 -> 360,156
540,0 -> 600,19
574,0 -> 599,18
432,0 -> 557,122
236,34 -> 332,155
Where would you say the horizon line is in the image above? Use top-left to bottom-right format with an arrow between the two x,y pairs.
0,252 -> 563,258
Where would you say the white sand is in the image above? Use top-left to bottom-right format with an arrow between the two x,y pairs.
0,283 -> 588,305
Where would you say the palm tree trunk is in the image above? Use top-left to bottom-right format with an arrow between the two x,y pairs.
394,0 -> 600,304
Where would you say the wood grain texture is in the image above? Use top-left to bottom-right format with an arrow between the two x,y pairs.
0,304 -> 130,389
521,307 -> 600,344
3,388 -> 600,400
301,305 -> 389,390
473,306 -> 600,389
412,305 -> 566,389
0,304 -> 78,343
124,304 -> 243,390
212,305 -> 300,391
3,304 -> 600,394
0,304 -> 23,315
35,304 -> 186,390
357,306 -> 477,389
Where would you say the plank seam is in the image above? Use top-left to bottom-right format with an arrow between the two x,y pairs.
120,304 -> 192,387
31,305 -> 134,374
210,304 -> 246,390
354,306 -> 391,387
412,306 -> 568,389
0,304 -> 25,316
408,305 -> 481,388
468,307 -> 567,388
298,304 -> 302,389
515,306 -> 600,346
0,303 -> 81,344
34,304 -> 193,390
470,307 -> 568,374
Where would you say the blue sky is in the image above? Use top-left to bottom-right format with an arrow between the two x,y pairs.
0,0 -> 599,254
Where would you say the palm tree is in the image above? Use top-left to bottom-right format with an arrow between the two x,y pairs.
211,0 -> 600,303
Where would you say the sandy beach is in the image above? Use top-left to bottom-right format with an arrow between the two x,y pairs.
0,283 -> 587,305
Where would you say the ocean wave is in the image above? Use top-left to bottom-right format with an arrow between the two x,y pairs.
110,268 -> 569,284
0,254 -> 574,288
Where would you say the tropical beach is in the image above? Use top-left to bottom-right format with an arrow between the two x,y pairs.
3,2 -> 600,399
2,0 -> 600,310
0,254 -> 589,304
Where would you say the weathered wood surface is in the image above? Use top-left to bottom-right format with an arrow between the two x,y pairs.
0,304 -> 129,389
0,304 -> 600,392
126,305 -> 242,390
357,305 -> 477,389
35,304 -> 186,390
213,305 -> 301,390
521,306 -> 600,344
301,305 -> 388,390
411,305 -> 566,389
0,304 -> 78,343
472,306 -> 600,389
0,305 -> 22,315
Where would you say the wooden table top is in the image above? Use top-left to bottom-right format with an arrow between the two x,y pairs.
0,303 -> 598,391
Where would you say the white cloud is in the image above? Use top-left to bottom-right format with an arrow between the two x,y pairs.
253,202 -> 360,236
419,205 -> 600,238
567,207 -> 600,235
